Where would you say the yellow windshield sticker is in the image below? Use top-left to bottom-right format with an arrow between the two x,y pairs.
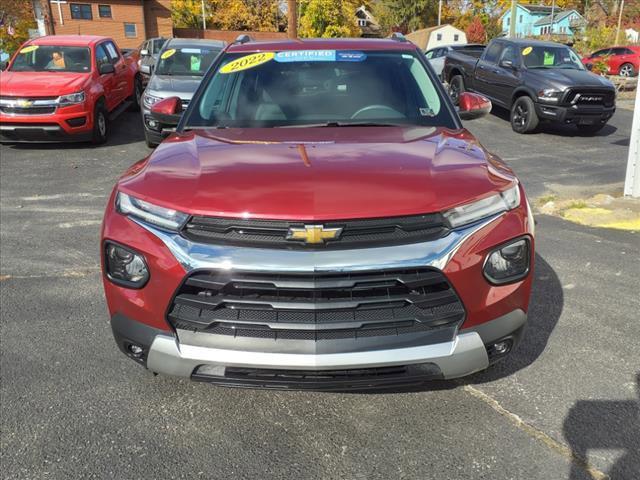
160,48 -> 176,60
20,45 -> 39,54
220,52 -> 275,74
522,46 -> 533,56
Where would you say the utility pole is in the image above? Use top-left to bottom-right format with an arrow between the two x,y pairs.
615,0 -> 624,45
438,0 -> 442,26
624,74 -> 640,197
287,0 -> 297,38
549,0 -> 555,38
201,0 -> 206,31
509,0 -> 517,38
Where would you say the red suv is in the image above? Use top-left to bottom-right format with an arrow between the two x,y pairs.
0,35 -> 142,143
582,46 -> 640,77
101,36 -> 535,390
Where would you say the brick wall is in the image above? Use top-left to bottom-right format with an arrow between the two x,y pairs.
50,0 -> 146,48
173,28 -> 288,44
143,0 -> 172,39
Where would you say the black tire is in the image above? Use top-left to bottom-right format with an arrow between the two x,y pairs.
91,101 -> 108,144
128,75 -> 143,112
510,96 -> 539,134
576,123 -> 606,135
449,75 -> 465,106
619,63 -> 636,77
144,131 -> 158,148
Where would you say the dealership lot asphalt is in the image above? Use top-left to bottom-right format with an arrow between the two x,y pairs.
1,107 -> 638,479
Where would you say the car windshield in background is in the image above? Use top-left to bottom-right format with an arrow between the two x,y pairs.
10,45 -> 91,73
521,45 -> 584,70
185,50 -> 452,129
155,47 -> 221,76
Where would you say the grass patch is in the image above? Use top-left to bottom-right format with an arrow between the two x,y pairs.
564,200 -> 588,210
537,194 -> 557,205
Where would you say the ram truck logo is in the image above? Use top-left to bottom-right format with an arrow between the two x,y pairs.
286,225 -> 343,244
573,94 -> 603,104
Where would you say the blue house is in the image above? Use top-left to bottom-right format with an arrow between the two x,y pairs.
501,4 -> 585,39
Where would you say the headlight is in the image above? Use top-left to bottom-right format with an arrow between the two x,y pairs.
143,93 -> 162,109
443,184 -> 520,228
58,91 -> 85,106
104,242 -> 149,288
116,191 -> 189,231
537,89 -> 562,103
483,237 -> 531,284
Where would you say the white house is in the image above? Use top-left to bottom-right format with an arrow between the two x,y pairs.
406,25 -> 467,51
626,28 -> 639,44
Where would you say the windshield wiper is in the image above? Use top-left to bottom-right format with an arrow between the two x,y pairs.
279,121 -> 404,128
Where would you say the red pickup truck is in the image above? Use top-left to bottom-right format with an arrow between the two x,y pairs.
0,35 -> 142,143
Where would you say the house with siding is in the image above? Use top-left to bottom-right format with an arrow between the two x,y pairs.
501,3 -> 585,39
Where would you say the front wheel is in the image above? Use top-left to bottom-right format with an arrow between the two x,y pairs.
449,75 -> 465,106
619,63 -> 636,77
144,130 -> 159,148
91,102 -> 108,144
128,76 -> 143,112
510,96 -> 539,134
576,123 -> 606,135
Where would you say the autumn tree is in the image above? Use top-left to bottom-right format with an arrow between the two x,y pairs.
298,0 -> 361,38
0,0 -> 36,57
171,0 -> 286,31
465,16 -> 486,43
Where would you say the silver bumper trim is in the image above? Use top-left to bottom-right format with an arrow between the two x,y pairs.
133,213 -> 502,273
146,331 -> 490,380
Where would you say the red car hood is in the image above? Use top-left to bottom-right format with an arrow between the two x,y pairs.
0,71 -> 90,97
119,126 -> 517,221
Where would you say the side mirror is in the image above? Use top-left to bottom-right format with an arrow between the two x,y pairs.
140,49 -> 150,57
458,92 -> 492,120
140,64 -> 152,75
150,96 -> 183,127
99,63 -> 115,75
500,59 -> 515,69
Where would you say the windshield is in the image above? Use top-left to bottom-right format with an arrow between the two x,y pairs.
521,45 -> 584,70
155,46 -> 221,76
10,45 -> 91,73
184,50 -> 454,129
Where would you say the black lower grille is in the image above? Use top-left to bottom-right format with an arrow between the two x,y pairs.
564,89 -> 615,108
182,213 -> 449,250
168,268 -> 465,341
0,106 -> 56,115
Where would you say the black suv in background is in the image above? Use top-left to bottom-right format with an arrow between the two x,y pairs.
444,38 -> 616,134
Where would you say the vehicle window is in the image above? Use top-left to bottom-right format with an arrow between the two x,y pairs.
95,44 -> 110,68
484,42 -> 503,63
522,45 -> 584,70
104,41 -> 120,64
622,48 -> 634,55
611,48 -> 626,56
155,46 -> 222,76
185,50 -> 454,129
425,50 -> 434,59
592,49 -> 610,58
499,45 -> 518,65
10,45 -> 91,73
152,38 -> 167,54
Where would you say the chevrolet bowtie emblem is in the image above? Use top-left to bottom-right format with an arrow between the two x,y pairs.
286,225 -> 343,244
17,99 -> 33,108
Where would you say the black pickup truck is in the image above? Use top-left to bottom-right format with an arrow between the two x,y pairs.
443,38 -> 616,134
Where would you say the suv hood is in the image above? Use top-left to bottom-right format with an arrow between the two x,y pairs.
119,126 -> 516,220
0,71 -> 89,97
147,74 -> 201,100
526,68 -> 614,91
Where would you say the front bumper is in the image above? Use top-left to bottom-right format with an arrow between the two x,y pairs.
111,310 -> 526,389
0,105 -> 92,143
534,102 -> 615,126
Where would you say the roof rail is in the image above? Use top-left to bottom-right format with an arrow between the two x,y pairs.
390,32 -> 407,42
233,34 -> 253,45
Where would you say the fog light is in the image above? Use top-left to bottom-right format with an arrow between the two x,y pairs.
128,344 -> 144,357
493,341 -> 510,354
105,242 -> 149,288
484,238 -> 530,284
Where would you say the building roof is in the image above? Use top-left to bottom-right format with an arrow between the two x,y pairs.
534,9 -> 583,27
500,4 -> 555,20
226,38 -> 417,53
